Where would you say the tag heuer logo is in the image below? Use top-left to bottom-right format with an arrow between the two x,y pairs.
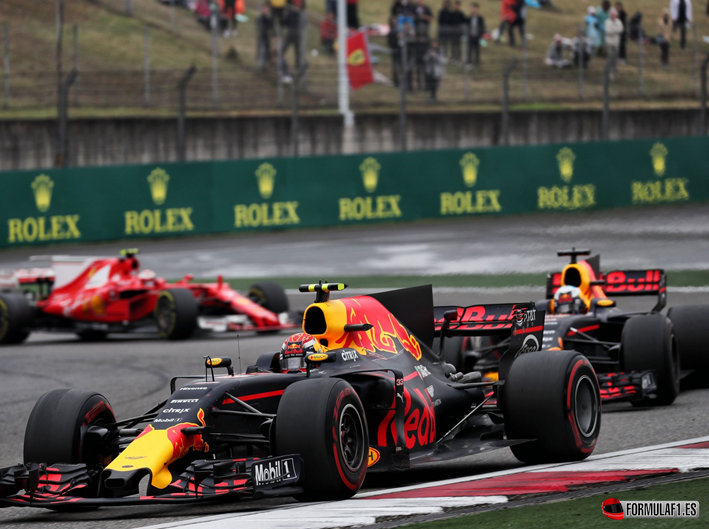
256,163 -> 276,199
650,143 -> 668,177
360,157 -> 381,193
31,174 -> 54,212
460,153 -> 480,188
557,148 -> 575,183
147,168 -> 170,205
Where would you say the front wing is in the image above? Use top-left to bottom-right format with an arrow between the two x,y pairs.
0,455 -> 302,509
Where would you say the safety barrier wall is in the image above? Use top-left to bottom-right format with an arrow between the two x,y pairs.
1,136 -> 706,249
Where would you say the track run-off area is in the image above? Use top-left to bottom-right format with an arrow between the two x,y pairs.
0,203 -> 708,528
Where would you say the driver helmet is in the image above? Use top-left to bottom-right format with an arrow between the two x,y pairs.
280,333 -> 321,373
553,285 -> 587,315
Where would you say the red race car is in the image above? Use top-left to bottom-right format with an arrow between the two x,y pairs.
0,250 -> 298,344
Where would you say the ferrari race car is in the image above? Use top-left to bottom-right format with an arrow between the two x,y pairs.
0,250 -> 297,344
444,248 -> 709,407
0,283 -> 601,508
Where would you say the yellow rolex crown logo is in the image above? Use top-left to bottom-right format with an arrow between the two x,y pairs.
255,163 -> 277,199
460,153 -> 480,188
360,157 -> 381,193
557,147 -> 576,183
31,174 -> 54,213
147,168 -> 170,205
650,143 -> 668,177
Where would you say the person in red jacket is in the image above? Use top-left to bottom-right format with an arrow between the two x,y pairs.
321,11 -> 338,54
496,0 -> 517,45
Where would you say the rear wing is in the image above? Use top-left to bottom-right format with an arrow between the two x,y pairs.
547,269 -> 666,311
434,303 -> 545,379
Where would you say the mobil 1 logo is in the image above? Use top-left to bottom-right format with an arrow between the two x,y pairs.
252,456 -> 298,487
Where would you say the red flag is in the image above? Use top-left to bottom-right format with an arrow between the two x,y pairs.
346,31 -> 374,91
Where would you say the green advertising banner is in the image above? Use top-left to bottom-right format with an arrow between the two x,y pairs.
1,136 -> 707,249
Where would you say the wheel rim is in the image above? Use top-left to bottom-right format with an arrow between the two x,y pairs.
156,296 -> 173,332
574,375 -> 599,438
0,302 -> 7,340
338,403 -> 365,473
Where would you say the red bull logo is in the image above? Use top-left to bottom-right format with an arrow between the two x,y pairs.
335,297 -> 422,360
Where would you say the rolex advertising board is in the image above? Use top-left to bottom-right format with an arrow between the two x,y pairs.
0,136 -> 706,248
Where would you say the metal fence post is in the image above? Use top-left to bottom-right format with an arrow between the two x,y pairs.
602,53 -> 614,140
399,32 -> 409,152
276,21 -> 284,106
210,3 -> 219,107
637,23 -> 644,96
291,64 -> 308,157
501,58 -> 518,146
692,23 -> 699,97
56,0 -> 63,112
144,25 -> 150,105
700,56 -> 709,135
3,22 -> 9,108
72,24 -> 79,106
178,66 -> 197,162
577,27 -> 584,100
170,0 -> 176,31
58,68 -> 78,168
522,33 -> 528,102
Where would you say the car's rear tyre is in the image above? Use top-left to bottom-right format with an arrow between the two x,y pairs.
667,305 -> 709,371
622,314 -> 679,406
0,292 -> 33,345
154,289 -> 197,340
248,282 -> 289,314
504,350 -> 601,464
275,378 -> 368,501
24,389 -> 117,471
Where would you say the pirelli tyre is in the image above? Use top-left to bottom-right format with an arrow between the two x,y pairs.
0,292 -> 34,345
24,389 -> 117,475
503,350 -> 601,464
154,289 -> 197,340
248,282 -> 289,315
667,304 -> 709,371
275,378 -> 368,501
622,314 -> 679,406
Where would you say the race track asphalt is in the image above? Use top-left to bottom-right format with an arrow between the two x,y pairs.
0,289 -> 708,529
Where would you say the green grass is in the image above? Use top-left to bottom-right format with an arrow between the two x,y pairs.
401,476 -> 709,529
184,270 -> 709,291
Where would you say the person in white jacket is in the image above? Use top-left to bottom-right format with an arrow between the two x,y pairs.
604,8 -> 623,78
669,0 -> 693,49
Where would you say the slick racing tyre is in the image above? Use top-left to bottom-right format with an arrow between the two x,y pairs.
248,282 -> 289,314
0,292 -> 33,345
24,389 -> 117,472
154,289 -> 197,340
275,378 -> 368,501
504,350 -> 601,464
622,314 -> 679,406
667,305 -> 709,371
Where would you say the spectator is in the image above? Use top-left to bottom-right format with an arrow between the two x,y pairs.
326,0 -> 337,15
415,0 -> 434,35
257,4 -> 274,67
545,34 -> 571,67
497,0 -> 517,45
615,2 -> 628,62
670,0 -> 692,49
347,0 -> 360,29
466,2 -> 486,68
414,25 -> 431,90
280,3 -> 304,81
585,6 -> 601,53
424,39 -> 447,102
222,0 -> 238,38
605,8 -> 623,78
658,7 -> 672,68
194,0 -> 212,30
388,15 -> 404,86
320,11 -> 337,55
438,0 -> 454,57
571,35 -> 592,68
399,19 -> 416,90
449,1 -> 466,60
392,0 -> 416,17
596,0 -> 611,54
510,0 -> 527,47
270,0 -> 287,27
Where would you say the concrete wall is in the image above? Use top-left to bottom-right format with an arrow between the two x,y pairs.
0,108 -> 702,171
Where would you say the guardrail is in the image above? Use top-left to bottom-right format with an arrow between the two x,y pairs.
0,136 -> 705,248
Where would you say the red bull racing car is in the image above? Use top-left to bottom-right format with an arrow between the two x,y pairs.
0,249 -> 297,344
0,283 -> 601,508
444,249 -> 709,407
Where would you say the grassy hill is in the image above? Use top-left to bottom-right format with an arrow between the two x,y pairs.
0,0 -> 707,116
